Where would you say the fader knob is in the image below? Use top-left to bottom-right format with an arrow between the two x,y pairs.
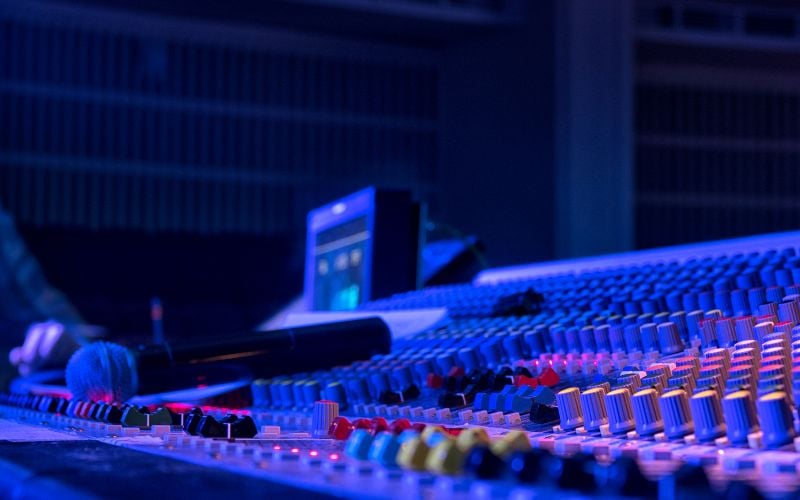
556,387 -> 583,431
757,391 -> 796,448
631,389 -> 663,436
689,390 -> 726,442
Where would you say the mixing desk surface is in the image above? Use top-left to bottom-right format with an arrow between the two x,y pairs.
5,231 -> 800,499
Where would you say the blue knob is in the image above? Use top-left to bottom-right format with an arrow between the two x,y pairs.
698,291 -> 715,312
503,332 -> 527,361
766,286 -> 785,304
369,372 -> 392,397
699,318 -> 718,348
435,353 -> 456,374
757,391 -> 796,448
668,311 -> 688,340
579,326 -> 597,353
565,327 -> 581,354
731,289 -> 749,316
686,310 -> 704,341
549,326 -> 567,354
640,323 -> 659,353
594,325 -> 611,353
657,322 -> 684,355
278,380 -> 295,409
609,325 -> 626,353
413,358 -> 436,385
778,299 -> 800,325
748,287 -> 767,315
524,329 -> 545,356
480,338 -> 505,366
303,380 -> 322,406
715,318 -> 736,347
347,377 -> 371,403
323,381 -> 348,409
392,366 -> 414,389
624,324 -> 643,353
682,292 -> 699,312
735,316 -> 756,342
458,347 -> 481,373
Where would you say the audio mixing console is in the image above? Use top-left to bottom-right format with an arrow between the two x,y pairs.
5,231 -> 800,498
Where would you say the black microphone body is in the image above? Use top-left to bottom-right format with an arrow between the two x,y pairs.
66,317 -> 391,402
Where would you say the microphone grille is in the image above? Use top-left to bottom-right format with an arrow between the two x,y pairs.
66,341 -> 138,403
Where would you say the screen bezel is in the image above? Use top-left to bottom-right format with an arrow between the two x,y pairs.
304,187 -> 376,311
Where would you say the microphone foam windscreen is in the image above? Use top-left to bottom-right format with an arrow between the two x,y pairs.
66,341 -> 138,403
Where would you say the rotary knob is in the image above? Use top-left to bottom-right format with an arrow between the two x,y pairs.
659,389 -> 694,439
721,390 -> 758,445
556,387 -> 584,431
689,390 -> 726,442
756,391 -> 796,448
605,389 -> 635,435
657,322 -> 684,355
579,387 -> 608,432
631,388 -> 663,436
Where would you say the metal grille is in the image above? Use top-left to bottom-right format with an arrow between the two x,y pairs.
0,3 -> 439,235
634,1 -> 800,248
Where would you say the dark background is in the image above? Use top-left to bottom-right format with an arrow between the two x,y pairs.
3,0 -> 800,337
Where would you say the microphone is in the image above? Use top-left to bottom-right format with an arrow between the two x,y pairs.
66,317 -> 391,403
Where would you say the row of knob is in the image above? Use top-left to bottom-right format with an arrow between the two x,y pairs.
0,393 -> 259,438
336,415 -> 765,498
556,341 -> 800,448
363,246 -> 800,319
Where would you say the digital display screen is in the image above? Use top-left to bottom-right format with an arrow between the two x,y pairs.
312,215 -> 369,311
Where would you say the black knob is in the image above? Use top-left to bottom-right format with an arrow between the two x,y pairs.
659,464 -> 713,500
464,446 -> 504,479
197,415 -> 225,438
183,412 -> 203,435
507,449 -> 549,483
545,453 -> 596,492
595,456 -> 657,498
230,416 -> 258,438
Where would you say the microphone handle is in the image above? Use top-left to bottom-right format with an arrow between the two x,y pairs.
131,317 -> 391,394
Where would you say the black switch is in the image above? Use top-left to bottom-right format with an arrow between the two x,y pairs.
230,416 -> 258,438
529,402 -> 559,424
183,412 -> 203,435
197,415 -> 225,438
220,414 -> 238,424
402,384 -> 420,400
102,405 -> 123,424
